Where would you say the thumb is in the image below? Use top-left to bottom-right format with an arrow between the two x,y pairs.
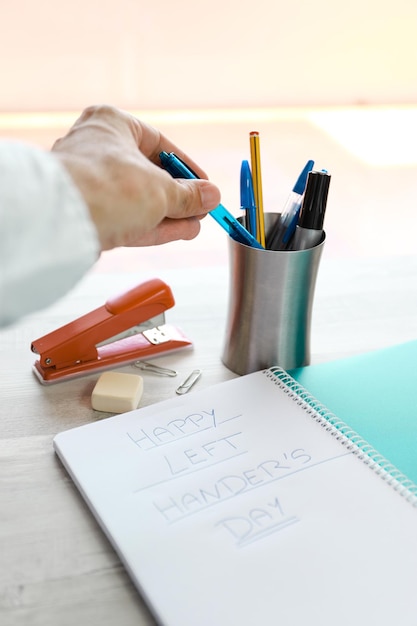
166,178 -> 221,219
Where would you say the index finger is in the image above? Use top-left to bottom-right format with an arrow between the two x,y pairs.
133,117 -> 210,180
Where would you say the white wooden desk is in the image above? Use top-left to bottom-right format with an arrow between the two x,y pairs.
2,256 -> 417,626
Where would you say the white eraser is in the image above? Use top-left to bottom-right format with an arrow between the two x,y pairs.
91,371 -> 144,413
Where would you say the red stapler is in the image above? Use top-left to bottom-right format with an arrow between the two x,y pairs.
31,278 -> 192,384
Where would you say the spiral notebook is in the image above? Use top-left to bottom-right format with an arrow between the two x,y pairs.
290,339 -> 417,484
54,368 -> 417,626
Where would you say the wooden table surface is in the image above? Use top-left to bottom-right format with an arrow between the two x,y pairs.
2,255 -> 417,626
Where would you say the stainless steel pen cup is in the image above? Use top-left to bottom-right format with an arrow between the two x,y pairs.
221,213 -> 325,375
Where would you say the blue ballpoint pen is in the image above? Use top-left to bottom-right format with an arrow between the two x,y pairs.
159,151 -> 264,249
267,159 -> 314,250
240,160 -> 257,239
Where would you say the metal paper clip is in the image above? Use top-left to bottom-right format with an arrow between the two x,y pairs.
175,369 -> 202,395
134,360 -> 177,377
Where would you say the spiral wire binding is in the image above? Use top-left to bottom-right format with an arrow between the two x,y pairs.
265,366 -> 417,507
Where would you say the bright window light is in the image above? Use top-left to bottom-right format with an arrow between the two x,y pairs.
308,106 -> 417,167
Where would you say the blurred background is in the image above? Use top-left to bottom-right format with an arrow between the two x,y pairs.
1,0 -> 416,270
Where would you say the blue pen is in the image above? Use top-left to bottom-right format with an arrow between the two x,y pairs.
240,160 -> 257,239
267,159 -> 314,250
159,151 -> 264,249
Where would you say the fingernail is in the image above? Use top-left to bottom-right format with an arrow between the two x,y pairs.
200,182 -> 221,212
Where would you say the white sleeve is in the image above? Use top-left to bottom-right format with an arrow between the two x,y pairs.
0,141 -> 100,327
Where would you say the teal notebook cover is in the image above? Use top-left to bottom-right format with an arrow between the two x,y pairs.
290,339 -> 417,485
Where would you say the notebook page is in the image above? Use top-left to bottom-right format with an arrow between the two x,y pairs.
54,371 -> 417,626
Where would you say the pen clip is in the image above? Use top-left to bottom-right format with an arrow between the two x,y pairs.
160,152 -> 200,179
170,153 -> 200,178
175,369 -> 202,395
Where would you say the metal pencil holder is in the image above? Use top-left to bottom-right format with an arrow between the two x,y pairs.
222,213 -> 325,375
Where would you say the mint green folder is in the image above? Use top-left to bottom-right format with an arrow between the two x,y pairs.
290,339 -> 417,484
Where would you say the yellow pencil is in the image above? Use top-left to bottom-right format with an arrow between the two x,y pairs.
249,131 -> 266,247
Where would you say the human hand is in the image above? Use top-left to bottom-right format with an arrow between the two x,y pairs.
52,105 -> 221,250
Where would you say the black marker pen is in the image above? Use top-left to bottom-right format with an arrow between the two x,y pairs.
290,170 -> 330,251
